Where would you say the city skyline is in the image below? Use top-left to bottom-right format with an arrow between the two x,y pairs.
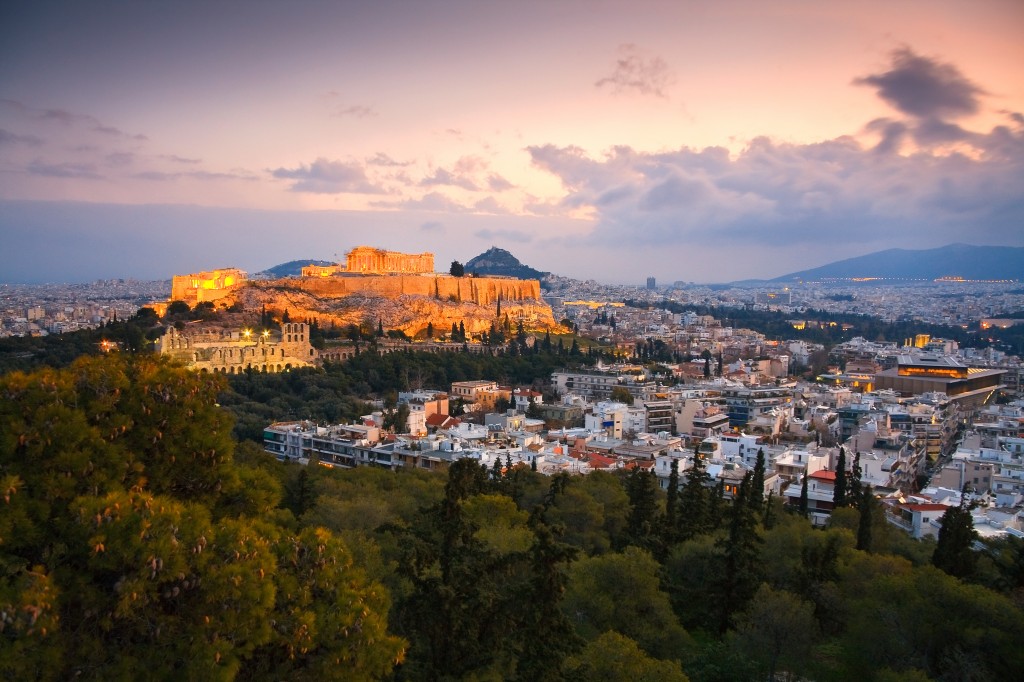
2,0 -> 1022,284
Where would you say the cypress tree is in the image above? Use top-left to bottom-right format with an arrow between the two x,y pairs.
850,451 -> 863,508
749,447 -> 766,513
932,493 -> 978,579
663,458 -> 681,548
833,447 -> 848,509
625,467 -> 659,553
716,471 -> 763,632
856,485 -> 874,552
799,473 -> 809,518
679,453 -> 711,541
763,490 -> 777,528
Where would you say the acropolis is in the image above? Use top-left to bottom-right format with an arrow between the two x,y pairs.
170,268 -> 247,304
301,246 -> 434,277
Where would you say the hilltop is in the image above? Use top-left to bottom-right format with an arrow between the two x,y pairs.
257,259 -> 332,278
465,247 -> 547,280
770,244 -> 1024,283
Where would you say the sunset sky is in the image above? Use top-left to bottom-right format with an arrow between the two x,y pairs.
2,0 -> 1022,284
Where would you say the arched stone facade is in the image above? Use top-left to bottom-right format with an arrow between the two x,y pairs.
157,322 -> 318,373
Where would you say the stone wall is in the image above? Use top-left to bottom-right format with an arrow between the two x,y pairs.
157,322 -> 317,373
274,274 -> 541,306
170,268 -> 247,304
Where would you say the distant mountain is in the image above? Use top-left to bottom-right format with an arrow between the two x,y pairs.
259,259 -> 332,278
770,244 -> 1024,282
464,247 -> 547,280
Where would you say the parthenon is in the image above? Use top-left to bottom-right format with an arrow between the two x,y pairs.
346,246 -> 434,274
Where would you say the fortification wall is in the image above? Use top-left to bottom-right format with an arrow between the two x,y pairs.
271,274 -> 541,305
170,268 -> 247,304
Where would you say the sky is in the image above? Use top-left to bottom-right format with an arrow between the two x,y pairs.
1,0 -> 1022,284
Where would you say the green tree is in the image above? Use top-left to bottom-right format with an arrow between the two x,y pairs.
678,454 -> 711,541
856,484 -> 874,552
932,496 -> 978,579
624,468 -> 660,553
715,472 -> 763,631
798,473 -> 809,518
833,446 -> 848,509
449,260 -> 464,277
392,459 -> 520,679
610,385 -> 635,406
0,355 -> 404,680
850,450 -> 863,507
749,447 -> 766,513
516,518 -> 583,681
561,547 -> 692,660
166,300 -> 191,316
562,631 -> 689,682
730,584 -> 818,682
662,458 -> 681,550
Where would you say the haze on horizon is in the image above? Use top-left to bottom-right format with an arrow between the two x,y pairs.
1,0 -> 1022,285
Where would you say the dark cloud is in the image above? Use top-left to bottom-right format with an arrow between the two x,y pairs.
161,154 -> 201,164
27,160 -> 102,179
134,169 -> 258,182
367,152 -> 412,167
855,47 -> 985,120
370,191 -> 470,212
475,227 -> 532,242
864,118 -> 908,155
487,173 -> 514,191
528,119 -> 1024,252
595,44 -> 675,98
472,197 -> 508,214
105,152 -> 135,167
332,104 -> 377,118
0,128 -> 43,147
271,157 -> 384,194
419,167 -> 478,191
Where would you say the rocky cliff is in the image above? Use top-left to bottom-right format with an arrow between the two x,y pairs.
225,274 -> 555,337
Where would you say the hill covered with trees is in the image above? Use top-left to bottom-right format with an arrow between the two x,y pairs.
4,353 -> 1024,680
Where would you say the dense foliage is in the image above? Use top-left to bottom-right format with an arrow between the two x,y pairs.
4,349 -> 1024,680
0,356 -> 404,680
220,346 -> 595,442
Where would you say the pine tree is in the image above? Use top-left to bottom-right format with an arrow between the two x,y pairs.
749,447 -> 766,513
624,467 -> 659,553
678,453 -> 711,541
833,446 -> 848,509
932,494 -> 978,579
763,491 -> 777,529
799,473 -> 809,518
850,451 -> 863,508
856,485 -> 874,552
716,471 -> 763,632
663,458 -> 681,549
